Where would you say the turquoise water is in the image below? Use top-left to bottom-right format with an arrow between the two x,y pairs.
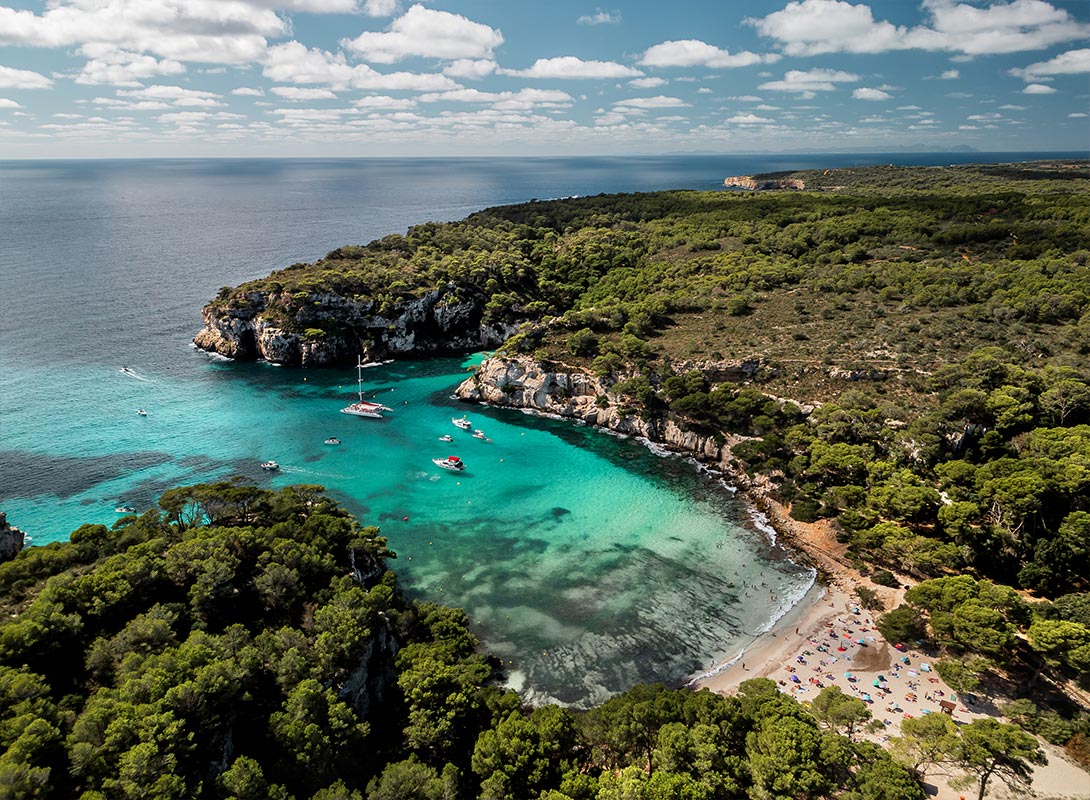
2,350 -> 813,705
8,156 -> 1062,703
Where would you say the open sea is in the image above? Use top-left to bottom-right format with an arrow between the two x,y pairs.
0,153 -> 1073,705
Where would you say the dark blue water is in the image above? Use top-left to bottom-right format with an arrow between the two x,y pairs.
0,153 -> 1070,704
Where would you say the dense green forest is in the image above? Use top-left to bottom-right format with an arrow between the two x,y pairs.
0,483 -> 1055,799
7,161 -> 1088,795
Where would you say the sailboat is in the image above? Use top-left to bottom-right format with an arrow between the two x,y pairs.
341,355 -> 393,418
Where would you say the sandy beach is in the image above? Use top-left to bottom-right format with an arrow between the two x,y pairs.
693,499 -> 1090,800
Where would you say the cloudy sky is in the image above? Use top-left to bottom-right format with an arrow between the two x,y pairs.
0,0 -> 1087,157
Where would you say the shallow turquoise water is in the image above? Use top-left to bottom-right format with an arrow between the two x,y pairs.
2,351 -> 814,705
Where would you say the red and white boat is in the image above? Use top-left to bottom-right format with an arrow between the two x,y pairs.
432,455 -> 465,472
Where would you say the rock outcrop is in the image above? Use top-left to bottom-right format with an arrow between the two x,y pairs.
194,284 -> 524,367
724,175 -> 806,191
455,355 -> 737,465
0,512 -> 25,563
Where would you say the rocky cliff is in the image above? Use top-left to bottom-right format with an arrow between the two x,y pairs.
194,283 -> 523,367
0,512 -> 25,563
724,175 -> 806,191
455,354 -> 744,466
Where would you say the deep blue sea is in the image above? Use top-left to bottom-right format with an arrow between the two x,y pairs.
0,153 -> 1073,704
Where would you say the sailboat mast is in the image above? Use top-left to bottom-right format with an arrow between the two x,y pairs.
357,355 -> 364,402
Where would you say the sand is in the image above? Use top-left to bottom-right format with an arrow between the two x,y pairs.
691,500 -> 1090,800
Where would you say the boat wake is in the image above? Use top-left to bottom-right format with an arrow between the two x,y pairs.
118,367 -> 152,382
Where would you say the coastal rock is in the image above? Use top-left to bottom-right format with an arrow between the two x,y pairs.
724,175 -> 806,191
455,355 -> 729,464
0,512 -> 25,563
195,283 -> 527,366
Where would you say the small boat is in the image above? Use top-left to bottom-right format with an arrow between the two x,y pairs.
260,460 -> 280,471
341,356 -> 393,418
472,429 -> 486,440
324,437 -> 341,445
438,434 -> 454,442
137,409 -> 147,416
120,366 -> 135,376
452,416 -> 472,430
432,455 -> 466,472
115,505 -> 136,514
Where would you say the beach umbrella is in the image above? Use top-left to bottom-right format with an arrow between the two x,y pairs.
844,672 -> 854,680
856,639 -> 866,645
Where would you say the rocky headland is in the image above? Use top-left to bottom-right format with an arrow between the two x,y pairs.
723,175 -> 806,190
194,283 -> 523,367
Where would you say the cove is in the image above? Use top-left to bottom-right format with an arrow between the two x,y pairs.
4,350 -> 813,706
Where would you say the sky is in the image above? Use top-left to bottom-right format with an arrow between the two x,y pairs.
0,0 -> 1087,157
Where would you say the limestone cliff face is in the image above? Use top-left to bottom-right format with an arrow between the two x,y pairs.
194,284 -> 523,367
454,355 -> 736,465
0,513 -> 25,563
724,175 -> 806,191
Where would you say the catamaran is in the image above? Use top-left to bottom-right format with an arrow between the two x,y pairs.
341,355 -> 393,418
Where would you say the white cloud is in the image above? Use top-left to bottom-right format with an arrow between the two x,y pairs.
939,69 -> 959,79
1068,112 -> 1088,118
729,95 -> 763,101
0,64 -> 53,89
1011,48 -> 1090,80
614,95 -> 690,109
271,86 -> 338,100
748,0 -> 1089,57
419,88 -> 573,112
577,10 -> 621,25
364,0 -> 399,16
343,5 -> 503,64
0,98 -> 24,109
500,57 -> 642,79
853,87 -> 892,100
727,113 -> 773,123
74,44 -> 184,86
118,84 -> 223,107
759,68 -> 859,93
263,42 -> 458,91
697,87 -> 712,94
755,103 -> 781,110
640,40 -> 771,68
442,59 -> 496,80
629,77 -> 667,88
232,87 -> 265,96
0,1 -> 280,64
1022,82 -> 1057,94
354,95 -> 416,109
156,110 -> 243,125
998,103 -> 1026,110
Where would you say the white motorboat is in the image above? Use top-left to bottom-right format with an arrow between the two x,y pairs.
260,460 -> 280,471
432,455 -> 466,472
452,416 -> 472,430
136,409 -> 147,416
438,434 -> 454,442
472,429 -> 486,440
341,356 -> 393,418
324,437 -> 341,445
115,505 -> 136,514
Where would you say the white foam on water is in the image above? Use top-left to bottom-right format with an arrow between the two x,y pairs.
747,507 -> 778,545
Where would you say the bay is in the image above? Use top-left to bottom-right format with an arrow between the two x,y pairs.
0,153 -> 1069,704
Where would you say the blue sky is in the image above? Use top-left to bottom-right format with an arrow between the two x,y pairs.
0,0 -> 1087,157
